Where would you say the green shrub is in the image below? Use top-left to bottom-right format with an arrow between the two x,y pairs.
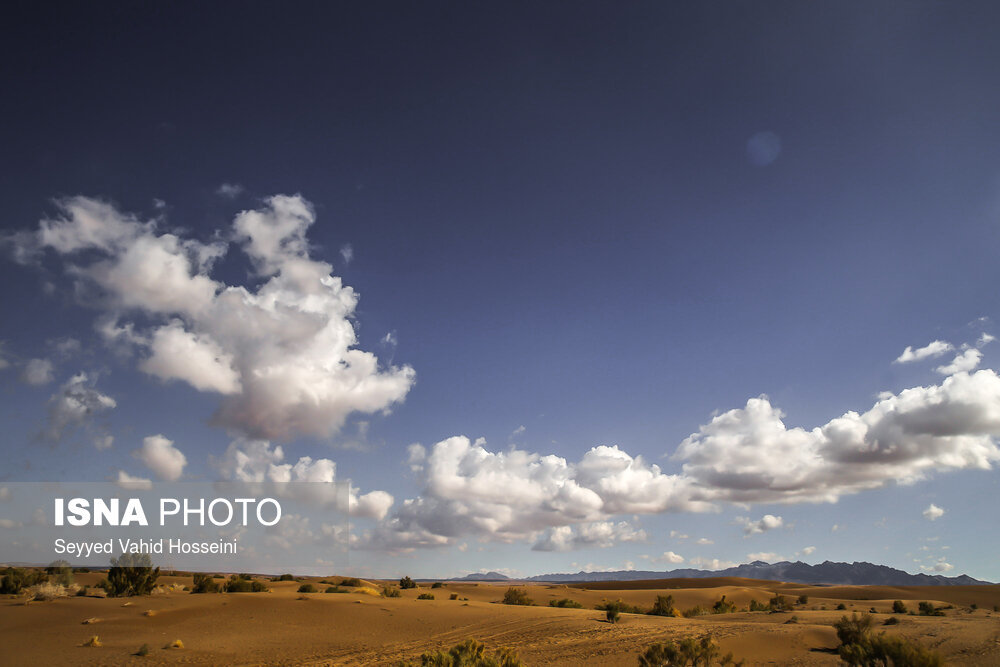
432,581 -> 444,589
836,603 -> 847,610
0,568 -> 48,594
274,573 -> 294,582
884,616 -> 900,626
649,594 -> 676,616
597,599 -> 644,614
768,595 -> 790,612
605,602 -> 621,623
681,605 -> 709,618
748,599 -> 768,612
106,553 -> 159,597
918,601 -> 944,616
834,613 -> 942,667
401,638 -> 524,666
135,643 -> 150,656
325,586 -> 347,593
796,594 -> 809,605
638,635 -> 743,667
417,593 -> 435,600
549,598 -> 583,609
399,575 -> 417,589
297,584 -> 316,593
340,577 -> 362,587
892,600 -> 907,614
712,595 -> 737,614
223,575 -> 267,593
381,586 -> 401,598
191,573 -> 219,594
502,588 -> 533,606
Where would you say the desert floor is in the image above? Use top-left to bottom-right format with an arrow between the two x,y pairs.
2,574 -> 999,665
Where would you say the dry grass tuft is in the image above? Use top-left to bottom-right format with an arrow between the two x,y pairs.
24,582 -> 71,602
165,638 -> 184,649
143,609 -> 156,617
82,635 -> 102,647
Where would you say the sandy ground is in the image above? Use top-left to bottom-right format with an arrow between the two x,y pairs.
2,574 -> 999,665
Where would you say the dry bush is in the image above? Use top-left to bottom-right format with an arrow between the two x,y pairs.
502,588 -> 533,606
24,582 -> 71,602
165,639 -> 184,649
401,638 -> 524,666
82,636 -> 102,647
638,635 -> 744,667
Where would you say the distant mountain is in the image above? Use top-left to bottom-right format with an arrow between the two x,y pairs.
454,571 -> 512,581
515,560 -> 991,586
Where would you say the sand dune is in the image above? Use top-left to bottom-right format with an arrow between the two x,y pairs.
1,574 -> 998,665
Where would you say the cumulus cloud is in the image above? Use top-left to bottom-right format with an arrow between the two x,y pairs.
669,531 -> 689,540
895,340 -> 953,364
116,470 -> 153,490
696,537 -> 714,545
935,349 -> 982,375
921,558 -> 954,573
977,333 -> 995,347
216,183 -> 244,198
688,557 -> 737,570
214,438 -> 393,520
16,195 -> 414,441
675,370 -> 1000,505
134,434 -> 187,481
657,550 -> 685,564
922,503 -> 945,521
800,546 -> 816,556
532,521 -> 647,552
20,358 -> 54,386
44,373 -> 116,440
736,514 -> 784,536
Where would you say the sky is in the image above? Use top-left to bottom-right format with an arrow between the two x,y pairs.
2,2 -> 1000,580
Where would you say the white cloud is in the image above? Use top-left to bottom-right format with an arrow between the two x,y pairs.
977,333 -> 995,347
20,358 -> 54,386
696,537 -> 714,545
920,558 -> 954,573
800,546 -> 816,555
736,514 -> 784,536
511,425 -> 526,439
93,435 -> 114,450
116,470 -> 152,490
532,521 -> 647,552
747,552 -> 780,562
44,373 -> 116,440
216,183 -> 244,199
688,557 -> 737,570
935,349 -> 982,375
832,524 -> 842,532
669,531 -> 689,540
0,518 -> 23,529
134,434 -> 187,481
922,503 -> 945,521
19,195 -> 415,441
895,340 -> 953,363
339,243 -> 353,265
657,550 -> 685,564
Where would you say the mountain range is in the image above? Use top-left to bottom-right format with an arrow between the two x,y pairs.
455,560 -> 991,586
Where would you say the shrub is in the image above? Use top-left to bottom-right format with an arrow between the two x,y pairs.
918,601 -> 945,616
402,638 -> 524,667
399,575 -> 417,589
796,594 -> 809,605
605,602 -> 621,623
450,593 -> 459,600
340,577 -> 362,587
748,599 -> 768,612
502,588 -> 533,606
24,582 -> 71,601
834,613 -> 942,667
191,573 -> 219,594
432,582 -> 444,589
274,573 -> 294,582
325,586 -> 347,593
224,575 -> 267,593
136,643 -> 150,656
681,605 -> 709,618
712,595 -> 737,614
638,636 -> 743,667
381,586 -> 401,598
106,553 -> 159,597
768,595 -> 790,612
836,603 -> 847,610
166,639 -> 184,649
0,568 -> 47,594
83,635 -> 102,647
549,598 -> 583,609
417,593 -> 435,600
784,615 -> 799,624
597,599 -> 644,614
649,594 -> 676,617
46,560 -> 74,586
884,617 -> 900,626
892,600 -> 907,614
297,584 -> 317,593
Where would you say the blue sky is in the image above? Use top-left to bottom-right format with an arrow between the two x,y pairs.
2,2 -> 1000,580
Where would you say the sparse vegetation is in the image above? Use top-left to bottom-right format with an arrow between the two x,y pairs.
918,601 -> 945,616
400,576 -> 417,589
768,595 -> 790,612
549,598 -> 583,609
892,600 -> 907,614
325,585 -> 347,593
105,553 -> 159,597
836,603 -> 847,610
166,639 -> 185,649
400,638 -> 524,666
597,599 -> 645,614
884,616 -> 900,626
502,588 -> 533,606
1,567 -> 47,594
297,584 -> 317,593
748,599 -> 768,612
712,595 -> 737,614
605,602 -> 621,624
340,577 -> 362,587
417,593 -> 435,600
83,635 -> 102,647
274,573 -> 295,582
450,593 -> 459,600
46,560 -> 74,586
432,582 -> 444,589
223,574 -> 267,593
382,586 -> 402,598
191,573 -> 220,594
834,612 -> 942,667
136,643 -> 150,656
681,605 -> 709,618
796,594 -> 808,605
649,594 -> 677,617
638,635 -> 744,667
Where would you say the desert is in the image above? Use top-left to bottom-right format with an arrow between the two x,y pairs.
2,570 -> 999,665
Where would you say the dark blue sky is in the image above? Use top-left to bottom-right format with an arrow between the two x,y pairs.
2,2 -> 1000,578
